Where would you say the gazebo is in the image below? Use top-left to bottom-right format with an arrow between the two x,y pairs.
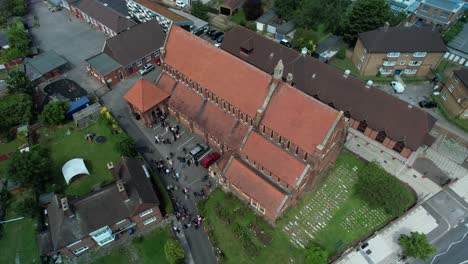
123,78 -> 170,127
62,158 -> 90,184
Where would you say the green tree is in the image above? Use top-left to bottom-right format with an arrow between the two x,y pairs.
39,101 -> 68,125
243,0 -> 263,21
7,23 -> 30,58
293,28 -> 319,54
305,245 -> 328,264
0,93 -> 32,130
116,135 -> 138,157
336,47 -> 346,59
190,1 -> 209,21
355,162 -> 414,216
399,232 -> 436,260
7,146 -> 52,191
296,0 -> 350,32
273,0 -> 300,21
16,197 -> 37,218
342,0 -> 392,44
164,239 -> 184,264
6,71 -> 34,95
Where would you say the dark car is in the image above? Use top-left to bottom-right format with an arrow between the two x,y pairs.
206,29 -> 217,37
280,39 -> 292,48
211,31 -> 224,40
216,34 -> 224,43
418,100 -> 437,108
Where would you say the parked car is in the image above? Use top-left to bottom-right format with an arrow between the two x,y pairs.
214,43 -> 221,48
201,152 -> 221,168
175,1 -> 186,7
216,34 -> 224,43
390,81 -> 405,93
138,63 -> 155,75
211,31 -> 224,40
189,144 -> 209,159
418,100 -> 437,108
280,39 -> 292,48
206,29 -> 217,37
155,58 -> 161,66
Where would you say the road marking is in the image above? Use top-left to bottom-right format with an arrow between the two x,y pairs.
197,149 -> 212,161
459,260 -> 468,264
161,130 -> 169,137
177,137 -> 194,150
153,124 -> 161,130
444,190 -> 468,211
430,227 -> 468,264
426,201 -> 451,243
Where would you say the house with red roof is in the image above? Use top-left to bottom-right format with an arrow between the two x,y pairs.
124,25 -> 347,222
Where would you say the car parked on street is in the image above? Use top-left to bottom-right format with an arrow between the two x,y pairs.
155,58 -> 161,66
211,31 -> 224,40
138,63 -> 155,75
201,152 -> 220,168
190,144 -> 209,159
418,100 -> 437,108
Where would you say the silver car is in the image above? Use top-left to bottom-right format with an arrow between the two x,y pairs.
138,63 -> 155,75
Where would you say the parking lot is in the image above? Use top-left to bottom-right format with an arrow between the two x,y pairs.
26,2 -> 107,92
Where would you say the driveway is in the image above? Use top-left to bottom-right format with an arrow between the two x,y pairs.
101,67 -> 217,264
26,2 -> 107,93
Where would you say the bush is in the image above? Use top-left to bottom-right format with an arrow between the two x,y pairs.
164,238 -> 185,264
39,101 -> 68,125
305,244 -> 328,264
115,135 -> 138,157
0,93 -> 32,132
399,232 -> 436,260
15,197 -> 37,218
355,162 -> 414,216
443,21 -> 464,44
336,48 -> 346,59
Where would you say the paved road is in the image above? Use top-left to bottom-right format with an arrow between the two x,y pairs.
429,223 -> 468,264
101,69 -> 217,264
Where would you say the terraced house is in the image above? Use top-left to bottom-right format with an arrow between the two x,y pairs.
351,25 -> 447,77
440,69 -> 468,119
409,0 -> 464,30
124,26 -> 347,222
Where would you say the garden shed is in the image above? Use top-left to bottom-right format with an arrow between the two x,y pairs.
72,102 -> 102,128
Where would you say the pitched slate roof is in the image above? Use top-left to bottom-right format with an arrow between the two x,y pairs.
85,53 -> 122,75
241,131 -> 307,188
104,20 -> 166,67
221,26 -> 437,150
124,78 -> 170,112
422,0 -> 464,12
224,158 -> 287,214
74,0 -> 136,33
454,68 -> 468,87
261,82 -> 338,154
26,50 -> 67,74
358,26 -> 447,53
164,26 -> 272,117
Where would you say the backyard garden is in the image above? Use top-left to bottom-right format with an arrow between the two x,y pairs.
199,151 -> 415,262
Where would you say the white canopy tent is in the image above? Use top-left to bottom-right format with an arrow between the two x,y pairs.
62,158 -> 90,184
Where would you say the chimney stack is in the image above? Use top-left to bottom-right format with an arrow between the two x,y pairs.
116,180 -> 130,202
383,21 -> 390,32
286,73 -> 294,85
273,60 -> 284,81
61,197 -> 75,218
301,47 -> 308,56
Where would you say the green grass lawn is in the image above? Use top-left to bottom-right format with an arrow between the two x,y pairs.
314,24 -> 331,42
0,137 -> 24,179
432,94 -> 468,133
230,9 -> 245,24
0,64 -> 24,80
279,151 -> 397,255
435,58 -> 462,83
199,190 -> 306,264
0,192 -> 39,264
40,119 -> 122,196
91,226 -> 172,264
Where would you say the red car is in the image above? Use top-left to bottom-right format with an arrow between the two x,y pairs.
201,152 -> 220,168
155,58 -> 161,66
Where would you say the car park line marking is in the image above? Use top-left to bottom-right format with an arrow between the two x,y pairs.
153,124 -> 161,130
177,137 -> 194,150
198,149 -> 212,161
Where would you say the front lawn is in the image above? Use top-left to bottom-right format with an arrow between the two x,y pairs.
0,64 -> 24,80
230,9 -> 245,24
432,94 -> 468,133
39,119 -> 122,196
0,137 -> 24,179
0,192 -> 39,264
91,226 -> 173,264
199,189 -> 306,264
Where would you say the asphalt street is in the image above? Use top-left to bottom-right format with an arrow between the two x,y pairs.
430,223 -> 468,264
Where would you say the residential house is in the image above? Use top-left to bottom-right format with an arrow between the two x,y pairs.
386,0 -> 419,14
125,25 -> 347,222
351,25 -> 446,76
255,10 -> 295,40
70,0 -> 136,37
221,26 -> 437,158
409,0 -> 464,29
219,0 -> 245,16
85,53 -> 125,86
440,69 -> 468,118
37,158 -> 163,259
445,23 -> 468,66
126,0 -> 192,31
102,20 -> 166,78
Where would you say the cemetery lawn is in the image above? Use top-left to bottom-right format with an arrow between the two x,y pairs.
39,119 -> 122,196
279,151 -> 394,255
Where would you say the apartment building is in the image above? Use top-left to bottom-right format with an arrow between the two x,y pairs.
410,0 -> 464,30
440,69 -> 468,118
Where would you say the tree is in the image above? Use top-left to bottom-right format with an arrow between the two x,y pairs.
16,197 -> 37,218
399,232 -> 436,260
355,162 -> 414,216
39,101 -> 68,125
296,0 -> 350,33
6,71 -> 34,95
305,245 -> 328,264
116,135 -> 138,157
0,93 -> 32,130
243,0 -> 263,21
164,239 -> 184,264
190,1 -> 209,21
342,0 -> 392,44
293,28 -> 319,54
7,146 -> 52,191
7,22 -> 30,58
273,0 -> 301,21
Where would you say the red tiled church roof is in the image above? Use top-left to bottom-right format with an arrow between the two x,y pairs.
261,82 -> 338,153
164,26 -> 272,117
167,83 -> 204,120
124,79 -> 169,112
156,73 -> 177,94
224,158 -> 287,215
196,102 -> 237,143
241,131 -> 307,188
